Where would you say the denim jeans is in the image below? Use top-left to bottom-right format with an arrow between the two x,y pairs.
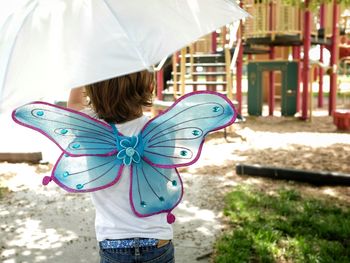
99,241 -> 175,263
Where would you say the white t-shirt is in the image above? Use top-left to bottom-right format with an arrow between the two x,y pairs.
82,109 -> 173,241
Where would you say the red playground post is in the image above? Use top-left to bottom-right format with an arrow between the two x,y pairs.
329,0 -> 340,116
301,0 -> 311,120
156,69 -> 164,101
318,4 -> 325,108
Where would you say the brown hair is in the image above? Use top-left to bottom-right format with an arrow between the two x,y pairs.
85,70 -> 154,123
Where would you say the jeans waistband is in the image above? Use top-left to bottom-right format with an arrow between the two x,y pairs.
99,238 -> 158,249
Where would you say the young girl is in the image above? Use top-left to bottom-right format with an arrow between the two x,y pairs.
13,67 -> 235,263
68,70 -> 175,263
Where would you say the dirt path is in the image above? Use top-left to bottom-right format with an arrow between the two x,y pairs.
1,114 -> 350,263
0,164 -> 227,263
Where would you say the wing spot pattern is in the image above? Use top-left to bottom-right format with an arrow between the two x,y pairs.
180,150 -> 187,157
36,110 -> 44,116
72,143 -> 81,149
192,129 -> 200,136
60,128 -> 68,134
212,106 -> 221,112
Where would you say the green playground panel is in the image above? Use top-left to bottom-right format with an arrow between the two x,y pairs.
247,61 -> 298,116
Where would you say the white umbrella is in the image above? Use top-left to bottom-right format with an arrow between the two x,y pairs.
0,0 -> 248,111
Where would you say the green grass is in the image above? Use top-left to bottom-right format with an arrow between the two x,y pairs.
214,186 -> 350,263
0,186 -> 9,200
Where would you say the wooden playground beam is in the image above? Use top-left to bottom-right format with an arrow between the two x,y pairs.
224,47 -> 233,101
180,48 -> 186,96
235,0 -> 244,115
172,52 -> 179,98
0,152 -> 42,164
236,28 -> 244,115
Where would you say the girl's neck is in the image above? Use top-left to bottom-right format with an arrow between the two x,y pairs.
114,112 -> 143,124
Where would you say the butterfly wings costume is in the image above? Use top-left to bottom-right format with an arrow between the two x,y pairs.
12,91 -> 237,223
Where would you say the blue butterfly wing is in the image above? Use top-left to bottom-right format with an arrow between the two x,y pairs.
130,159 -> 183,223
141,91 -> 237,167
51,153 -> 123,192
12,102 -> 117,156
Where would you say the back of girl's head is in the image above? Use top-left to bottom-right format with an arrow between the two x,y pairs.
85,70 -> 154,123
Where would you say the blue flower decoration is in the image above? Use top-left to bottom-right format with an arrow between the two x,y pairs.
117,136 -> 141,166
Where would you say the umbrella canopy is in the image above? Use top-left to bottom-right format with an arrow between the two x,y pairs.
0,0 -> 248,111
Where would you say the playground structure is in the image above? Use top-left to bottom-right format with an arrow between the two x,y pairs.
154,0 -> 350,129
